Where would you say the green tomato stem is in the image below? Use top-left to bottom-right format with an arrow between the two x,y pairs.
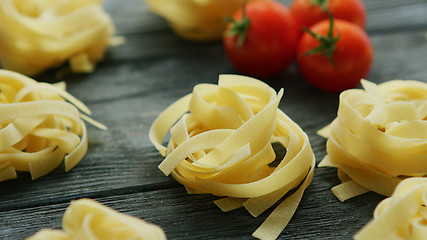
225,1 -> 250,49
303,15 -> 340,67
309,0 -> 331,12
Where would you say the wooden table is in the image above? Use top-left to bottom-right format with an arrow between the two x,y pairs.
1,0 -> 427,239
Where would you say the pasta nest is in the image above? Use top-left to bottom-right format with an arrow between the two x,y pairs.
150,75 -> 315,240
319,79 -> 427,201
144,0 -> 247,41
27,198 -> 167,240
355,178 -> 427,240
0,0 -> 115,76
0,70 -> 104,182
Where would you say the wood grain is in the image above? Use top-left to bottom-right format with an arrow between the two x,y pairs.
1,0 -> 427,239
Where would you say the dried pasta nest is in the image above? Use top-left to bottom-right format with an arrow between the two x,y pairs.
0,70 -> 105,182
144,0 -> 247,41
0,0 -> 116,76
355,178 -> 427,239
319,79 -> 427,201
150,74 -> 315,240
27,198 -> 167,240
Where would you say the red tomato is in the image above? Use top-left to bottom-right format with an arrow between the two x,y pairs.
223,0 -> 300,78
290,0 -> 367,29
297,19 -> 373,92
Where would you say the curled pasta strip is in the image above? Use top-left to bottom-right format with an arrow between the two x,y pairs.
144,0 -> 246,41
0,69 -> 106,182
319,79 -> 427,201
150,75 -> 315,240
27,198 -> 167,240
354,178 -> 427,240
0,0 -> 116,76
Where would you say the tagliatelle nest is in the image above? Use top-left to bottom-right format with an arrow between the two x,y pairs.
27,198 -> 167,240
150,75 -> 315,240
0,70 -> 105,182
143,0 -> 247,41
355,178 -> 427,239
319,79 -> 427,201
0,0 -> 117,76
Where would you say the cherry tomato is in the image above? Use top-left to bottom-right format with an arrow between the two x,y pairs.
223,0 -> 300,78
290,0 -> 367,29
297,18 -> 373,92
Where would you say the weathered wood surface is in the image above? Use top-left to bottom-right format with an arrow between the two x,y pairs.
1,0 -> 427,239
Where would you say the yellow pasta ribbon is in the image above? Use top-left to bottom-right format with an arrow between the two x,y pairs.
143,0 -> 248,41
355,178 -> 427,240
26,198 -> 167,240
150,74 -> 315,240
0,0 -> 116,76
0,69 -> 106,182
319,79 -> 427,201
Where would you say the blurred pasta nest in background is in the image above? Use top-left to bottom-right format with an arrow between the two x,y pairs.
0,0 -> 115,76
144,0 -> 250,41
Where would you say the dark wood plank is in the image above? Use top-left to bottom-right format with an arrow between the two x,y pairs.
1,174 -> 384,240
0,145 -> 181,211
365,0 -> 427,34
